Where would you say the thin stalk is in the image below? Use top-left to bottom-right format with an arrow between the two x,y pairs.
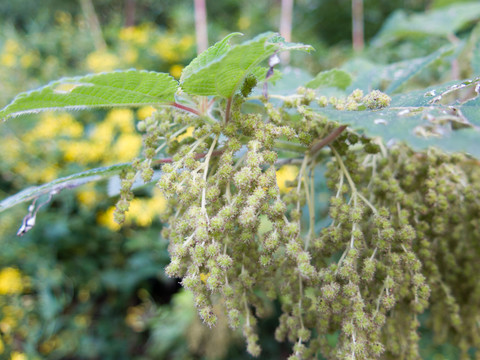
194,0 -> 208,53
201,135 -> 219,217
352,0 -> 364,52
124,0 -> 136,27
79,0 -> 106,51
279,0 -> 294,64
225,96 -> 233,124
171,102 -> 200,116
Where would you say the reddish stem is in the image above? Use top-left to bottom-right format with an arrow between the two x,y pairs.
225,96 -> 233,123
171,102 -> 200,116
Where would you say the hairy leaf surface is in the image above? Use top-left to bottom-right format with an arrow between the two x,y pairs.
0,70 -> 178,120
180,32 -> 313,98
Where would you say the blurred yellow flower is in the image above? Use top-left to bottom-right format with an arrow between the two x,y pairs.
4,39 -> 20,54
77,187 -> 98,208
276,165 -> 299,193
238,16 -> 251,30
0,53 -> 16,67
86,50 -> 119,73
55,10 -> 72,25
20,51 -> 39,69
105,109 -> 135,133
24,112 -> 83,141
175,126 -> 194,142
153,37 -> 180,62
97,189 -> 167,230
74,314 -> 91,327
125,305 -> 147,332
37,165 -> 59,183
178,35 -> 194,51
169,64 -> 183,78
0,336 -> 4,354
0,267 -> 25,295
123,47 -> 139,64
112,134 -> 142,162
137,106 -> 156,120
10,351 -> 27,360
59,140 -> 106,164
119,25 -> 149,45
97,206 -> 120,231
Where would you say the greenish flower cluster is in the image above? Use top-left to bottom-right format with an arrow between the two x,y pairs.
108,82 -> 480,359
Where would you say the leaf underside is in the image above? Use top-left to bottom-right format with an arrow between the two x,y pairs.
315,77 -> 480,157
0,163 -> 131,213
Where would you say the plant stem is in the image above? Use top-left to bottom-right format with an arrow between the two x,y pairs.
309,125 -> 347,156
124,0 -> 136,27
194,0 -> 208,53
352,0 -> 364,52
225,96 -> 233,124
171,102 -> 200,116
79,0 -> 106,51
279,0 -> 294,64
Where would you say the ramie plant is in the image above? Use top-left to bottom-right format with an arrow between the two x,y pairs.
1,32 -> 480,359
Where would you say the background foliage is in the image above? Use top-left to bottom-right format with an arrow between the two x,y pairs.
0,0 -> 479,359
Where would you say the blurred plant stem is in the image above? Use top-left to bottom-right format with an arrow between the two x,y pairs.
352,0 -> 364,52
125,0 -> 136,27
194,0 -> 208,54
79,0 -> 106,51
280,0 -> 294,64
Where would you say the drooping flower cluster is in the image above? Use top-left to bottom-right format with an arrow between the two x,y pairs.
112,85 -> 480,360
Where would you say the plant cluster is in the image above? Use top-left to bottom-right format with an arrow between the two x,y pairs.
1,28 -> 480,360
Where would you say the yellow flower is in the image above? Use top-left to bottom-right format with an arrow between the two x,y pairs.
97,206 -> 120,231
238,16 -> 251,30
97,190 -> 167,230
24,112 -> 83,141
77,187 -> 98,208
169,64 -> 183,79
0,268 -> 25,295
105,109 -> 135,133
178,35 -> 194,52
119,25 -> 149,45
175,126 -> 194,142
20,51 -> 39,69
4,39 -> 20,54
153,37 -> 180,62
38,165 -> 59,183
55,10 -> 72,25
10,351 -> 27,360
112,134 -> 142,162
125,305 -> 147,332
276,165 -> 299,193
137,106 -> 156,120
74,314 -> 91,327
123,47 -> 138,64
0,337 -> 4,354
86,50 -> 119,73
0,53 -> 16,67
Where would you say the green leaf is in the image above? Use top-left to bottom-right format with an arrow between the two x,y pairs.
180,32 -> 313,98
180,32 -> 243,83
372,3 -> 480,46
0,70 -> 178,120
0,163 -> 131,213
349,45 -> 454,94
313,78 -> 480,157
305,69 -> 352,90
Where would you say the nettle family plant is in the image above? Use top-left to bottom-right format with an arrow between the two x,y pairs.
1,32 -> 480,359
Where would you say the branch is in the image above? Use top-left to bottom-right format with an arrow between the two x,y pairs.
171,102 -> 201,116
309,125 -> 347,155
